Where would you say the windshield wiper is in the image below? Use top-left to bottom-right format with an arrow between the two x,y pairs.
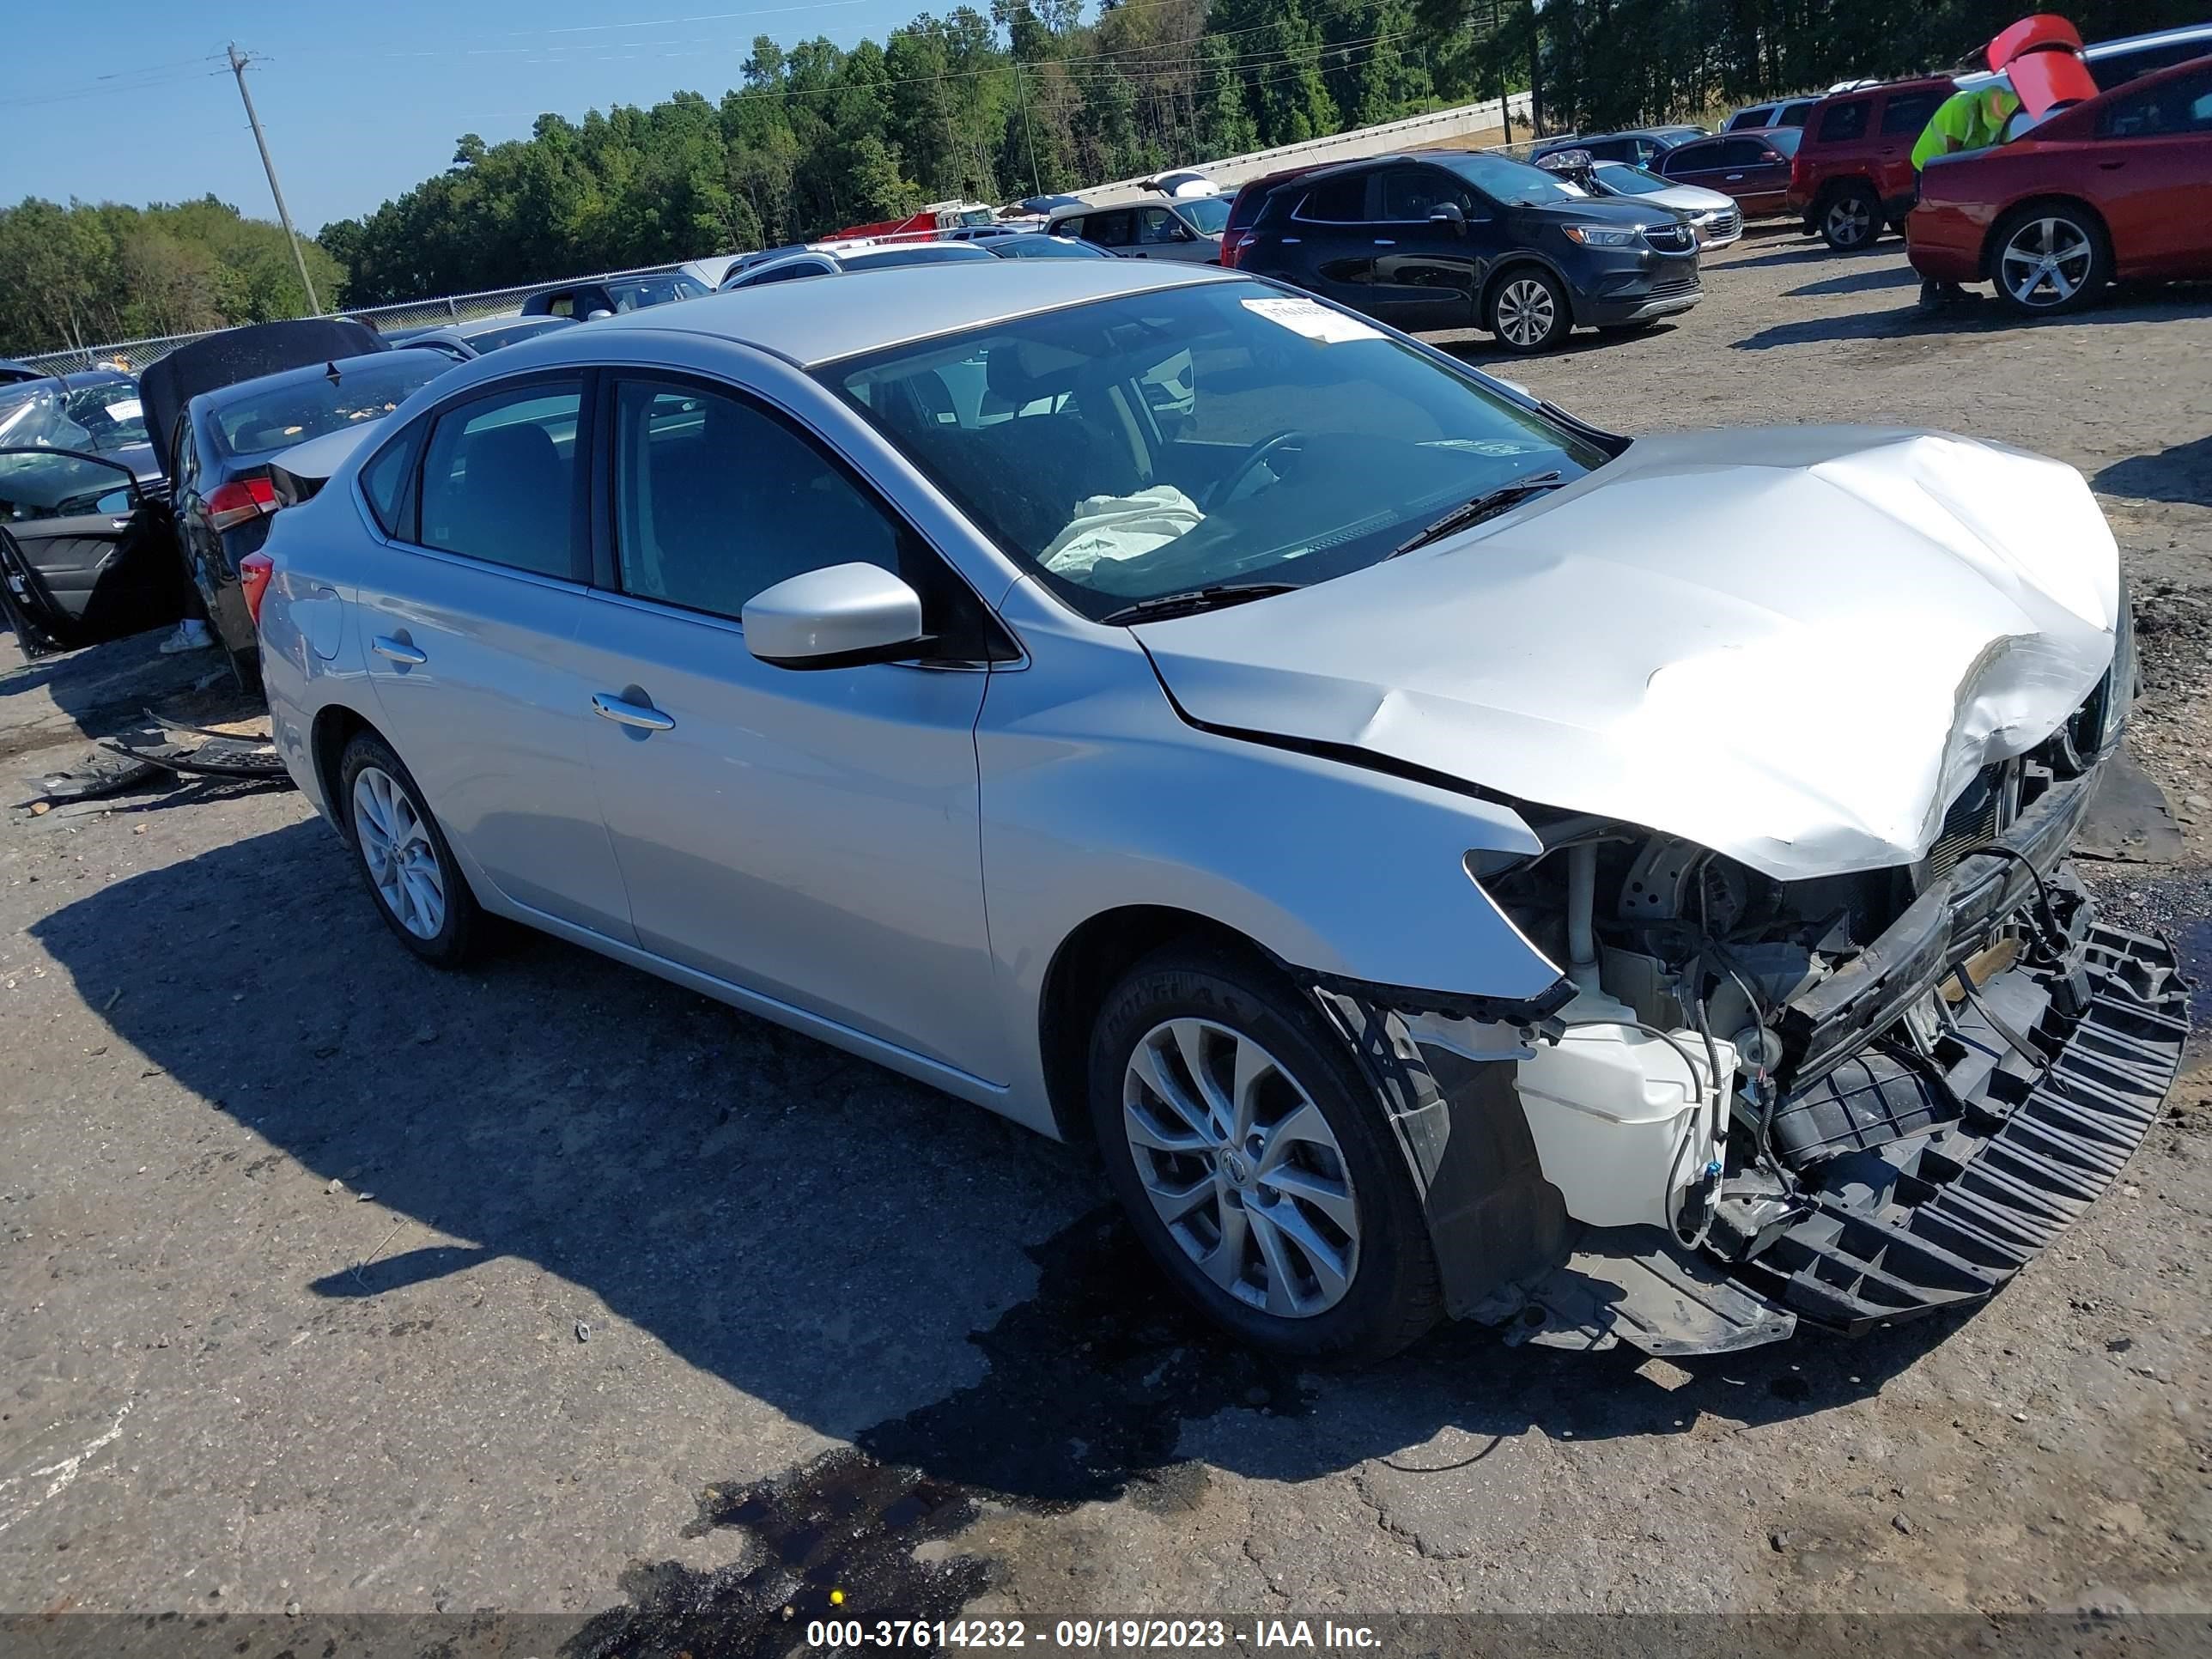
1099,582 -> 1301,625
1387,469 -> 1565,558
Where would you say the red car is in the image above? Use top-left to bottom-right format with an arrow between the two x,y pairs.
1786,76 -> 1955,249
1656,127 -> 1803,217
1909,54 -> 2212,314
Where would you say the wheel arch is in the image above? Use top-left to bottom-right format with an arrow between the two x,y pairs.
1978,193 -> 2112,281
310,702 -> 377,830
1036,903 -> 1281,1144
1479,254 -> 1571,323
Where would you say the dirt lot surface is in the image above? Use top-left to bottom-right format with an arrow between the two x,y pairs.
3,229 -> 2210,1649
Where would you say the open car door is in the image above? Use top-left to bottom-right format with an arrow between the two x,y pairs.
0,447 -> 189,656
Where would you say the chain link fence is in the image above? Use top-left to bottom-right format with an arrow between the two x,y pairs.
14,262 -> 688,377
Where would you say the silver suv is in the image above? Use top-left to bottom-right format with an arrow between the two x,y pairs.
257,261 -> 2183,1364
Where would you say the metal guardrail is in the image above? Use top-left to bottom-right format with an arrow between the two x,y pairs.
16,97 -> 1547,377
15,261 -> 689,376
1074,92 -> 1540,203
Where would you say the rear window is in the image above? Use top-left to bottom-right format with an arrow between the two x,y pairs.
212,356 -> 447,458
1731,106 -> 1775,129
1881,89 -> 1946,135
1817,98 -> 1870,142
1177,198 -> 1231,234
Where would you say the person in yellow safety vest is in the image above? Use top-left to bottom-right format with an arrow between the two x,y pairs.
1913,83 -> 2021,310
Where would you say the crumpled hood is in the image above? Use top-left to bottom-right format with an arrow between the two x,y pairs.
1135,427 -> 2120,881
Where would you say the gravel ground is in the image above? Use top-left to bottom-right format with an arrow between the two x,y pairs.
3,229 -> 2209,1647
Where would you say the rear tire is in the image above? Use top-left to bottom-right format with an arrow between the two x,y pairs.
1086,945 -> 1443,1363
1990,202 -> 2109,315
1485,266 -> 1573,354
337,730 -> 481,968
1818,182 -> 1881,251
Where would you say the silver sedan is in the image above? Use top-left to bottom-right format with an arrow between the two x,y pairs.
256,261 -> 2179,1364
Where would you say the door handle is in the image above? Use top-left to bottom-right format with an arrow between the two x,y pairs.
2098,160 -> 2125,170
1373,238 -> 1396,246
1726,173 -> 1745,180
592,692 -> 675,732
371,635 -> 428,665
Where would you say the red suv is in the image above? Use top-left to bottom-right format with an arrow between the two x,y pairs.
1786,76 -> 1954,249
1219,164 -> 1322,267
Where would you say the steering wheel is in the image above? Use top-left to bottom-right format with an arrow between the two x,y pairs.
1206,428 -> 1309,509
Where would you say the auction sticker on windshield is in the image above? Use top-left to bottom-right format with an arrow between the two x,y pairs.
1241,295 -> 1383,343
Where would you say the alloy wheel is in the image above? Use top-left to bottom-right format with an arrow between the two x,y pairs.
351,765 -> 447,941
1999,216 -> 2094,308
1824,194 -> 1873,247
1495,278 -> 1558,349
1121,1018 -> 1360,1318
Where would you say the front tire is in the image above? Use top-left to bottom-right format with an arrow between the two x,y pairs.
1818,182 -> 1881,251
1486,267 -> 1572,354
1991,204 -> 2109,315
337,730 -> 481,967
1086,946 -> 1443,1363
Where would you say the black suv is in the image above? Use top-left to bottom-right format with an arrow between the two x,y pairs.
1231,149 -> 1701,353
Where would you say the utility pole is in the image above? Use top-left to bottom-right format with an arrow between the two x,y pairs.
1491,0 -> 1512,145
227,43 -> 322,316
1013,58 -> 1042,198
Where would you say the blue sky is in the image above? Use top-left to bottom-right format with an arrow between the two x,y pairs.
9,0 -> 943,233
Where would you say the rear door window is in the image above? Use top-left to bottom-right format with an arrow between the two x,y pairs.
2093,39 -> 2211,91
1085,210 -> 1136,247
1296,173 -> 1370,223
1377,167 -> 1468,221
417,380 -> 583,578
1818,98 -> 1870,142
1662,141 -> 1722,173
1880,89 -> 1946,135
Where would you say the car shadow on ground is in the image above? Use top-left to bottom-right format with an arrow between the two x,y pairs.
1732,286 -> 2212,350
35,819 -> 1974,1521
2095,434 -> 2212,508
1426,320 -> 1688,365
1784,264 -> 1923,298
1711,236 -> 1881,272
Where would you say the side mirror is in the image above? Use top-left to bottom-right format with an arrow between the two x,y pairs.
585,307 -> 615,321
1429,201 -> 1468,235
743,562 -> 928,670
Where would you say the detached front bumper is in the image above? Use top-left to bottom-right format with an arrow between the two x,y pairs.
1731,872 -> 2189,1333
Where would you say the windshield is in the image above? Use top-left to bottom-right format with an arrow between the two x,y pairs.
1764,127 -> 1803,155
0,376 -> 146,454
827,281 -> 1606,620
990,235 -> 1108,259
213,355 -> 447,458
1178,198 -> 1231,234
464,317 -> 573,352
1591,162 -> 1674,196
605,274 -> 708,310
1435,151 -> 1589,207
851,244 -> 995,269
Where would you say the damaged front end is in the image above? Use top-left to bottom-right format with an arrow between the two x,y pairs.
1316,627 -> 2190,1356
